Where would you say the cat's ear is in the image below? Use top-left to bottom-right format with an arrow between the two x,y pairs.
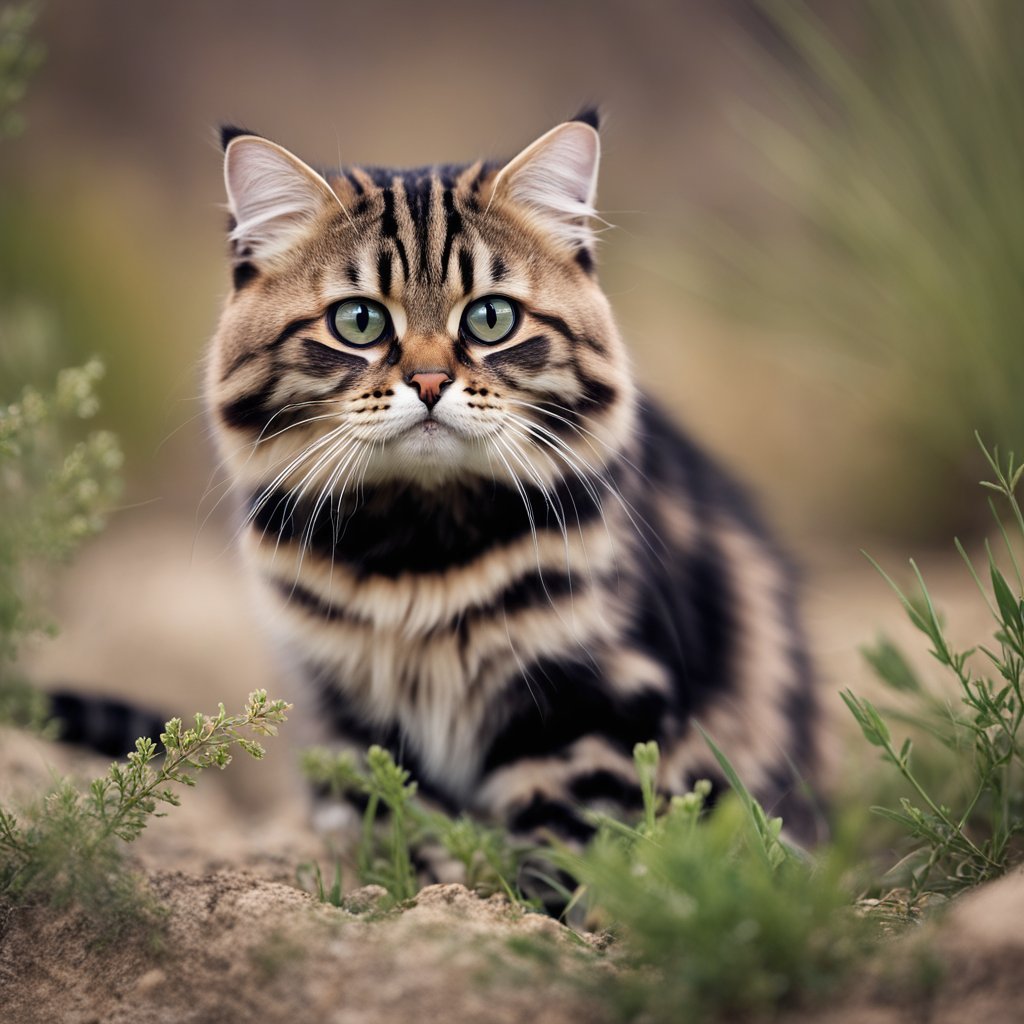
491,119 -> 600,252
223,134 -> 342,267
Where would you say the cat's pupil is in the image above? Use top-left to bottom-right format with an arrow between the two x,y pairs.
356,304 -> 369,333
485,302 -> 497,330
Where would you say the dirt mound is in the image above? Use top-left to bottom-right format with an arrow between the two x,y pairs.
0,875 -> 602,1024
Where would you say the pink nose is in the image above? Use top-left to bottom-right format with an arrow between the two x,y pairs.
408,372 -> 452,409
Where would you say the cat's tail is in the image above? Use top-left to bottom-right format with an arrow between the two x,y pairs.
46,688 -> 168,758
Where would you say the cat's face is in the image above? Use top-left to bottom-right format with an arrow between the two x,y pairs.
207,118 -> 635,498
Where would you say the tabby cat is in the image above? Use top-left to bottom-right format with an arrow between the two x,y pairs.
206,111 -> 820,848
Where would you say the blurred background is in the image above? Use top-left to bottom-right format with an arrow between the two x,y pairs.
2,0 -> 1022,794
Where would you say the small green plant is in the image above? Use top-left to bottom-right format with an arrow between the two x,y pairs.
557,741 -> 868,1022
0,359 -> 123,729
0,690 -> 290,939
846,437 -> 1024,904
301,744 -> 528,907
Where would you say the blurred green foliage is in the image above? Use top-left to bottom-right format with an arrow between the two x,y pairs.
0,2 -> 42,141
688,0 -> 1024,534
0,359 -> 122,726
0,3 -> 123,726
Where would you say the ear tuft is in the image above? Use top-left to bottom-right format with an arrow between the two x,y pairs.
219,123 -> 261,152
570,106 -> 600,131
492,121 -> 600,251
224,137 -> 341,265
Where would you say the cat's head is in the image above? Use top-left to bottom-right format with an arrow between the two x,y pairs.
207,114 -> 635,496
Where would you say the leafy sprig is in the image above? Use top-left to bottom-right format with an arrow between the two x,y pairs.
849,437 -> 1024,901
0,691 -> 290,934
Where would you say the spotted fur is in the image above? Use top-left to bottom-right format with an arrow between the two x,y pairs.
206,113 -> 821,848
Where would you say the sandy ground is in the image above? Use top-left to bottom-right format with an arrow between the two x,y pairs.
2,511 -> 1023,1022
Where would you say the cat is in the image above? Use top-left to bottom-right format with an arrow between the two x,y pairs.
204,109 -> 821,850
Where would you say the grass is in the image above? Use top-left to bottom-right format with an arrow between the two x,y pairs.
680,0 -> 1024,533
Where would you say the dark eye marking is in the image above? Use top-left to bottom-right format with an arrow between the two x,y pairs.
531,311 -> 606,356
300,337 -> 369,375
482,335 -> 551,376
268,315 -> 320,351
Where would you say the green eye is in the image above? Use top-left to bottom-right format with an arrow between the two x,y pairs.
329,299 -> 389,347
463,296 -> 517,344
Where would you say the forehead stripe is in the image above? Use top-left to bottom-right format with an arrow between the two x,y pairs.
458,248 -> 474,296
440,189 -> 463,284
377,249 -> 393,297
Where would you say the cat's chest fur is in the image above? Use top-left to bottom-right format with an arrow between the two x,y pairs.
243,483 -> 627,799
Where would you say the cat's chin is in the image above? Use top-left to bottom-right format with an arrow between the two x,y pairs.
362,421 -> 494,489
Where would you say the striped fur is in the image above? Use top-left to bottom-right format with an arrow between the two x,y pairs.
206,114 -> 821,849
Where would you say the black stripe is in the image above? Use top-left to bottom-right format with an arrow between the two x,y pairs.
393,239 -> 409,281
508,796 -> 595,843
274,564 -> 582,632
469,164 -> 489,193
377,249 -> 393,297
381,184 -> 413,282
400,175 -> 432,283
535,361 -> 616,433
569,769 -> 645,810
344,169 -> 365,196
483,657 -> 669,772
577,370 -> 617,410
220,349 -> 258,382
453,336 -> 475,369
346,261 -> 360,287
219,377 -> 279,431
380,188 -> 398,236
269,315 -> 319,350
248,475 -> 604,577
490,253 -> 508,283
458,249 -> 474,295
532,311 -> 606,355
299,338 -> 367,379
440,190 -> 462,283
483,336 -> 551,382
